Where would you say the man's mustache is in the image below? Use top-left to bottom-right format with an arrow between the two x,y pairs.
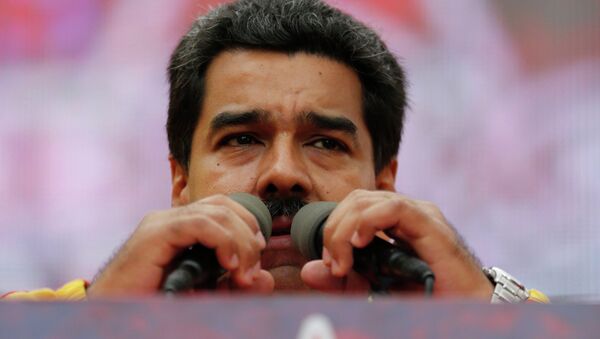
263,197 -> 308,218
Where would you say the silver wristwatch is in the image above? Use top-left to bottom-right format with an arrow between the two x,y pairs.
483,266 -> 530,303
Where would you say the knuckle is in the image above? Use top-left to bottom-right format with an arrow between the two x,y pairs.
421,200 -> 437,211
180,214 -> 219,241
205,193 -> 229,204
246,214 -> 260,229
208,205 -> 233,224
244,245 -> 257,257
347,189 -> 367,200
217,228 -> 235,245
140,210 -> 163,226
237,211 -> 259,232
353,195 -> 373,209
429,204 -> 443,218
323,222 -> 335,239
251,237 -> 263,250
389,197 -> 407,212
329,228 -> 345,244
417,200 -> 444,220
135,211 -> 167,240
178,204 -> 197,217
237,242 -> 258,260
166,219 -> 185,239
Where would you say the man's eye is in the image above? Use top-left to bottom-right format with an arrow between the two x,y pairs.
222,134 -> 260,146
310,138 -> 347,151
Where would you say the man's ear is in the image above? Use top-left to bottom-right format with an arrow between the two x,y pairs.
375,158 -> 398,191
169,155 -> 190,207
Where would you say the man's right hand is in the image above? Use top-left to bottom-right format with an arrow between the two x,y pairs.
87,194 -> 273,297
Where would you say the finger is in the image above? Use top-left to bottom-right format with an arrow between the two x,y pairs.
356,198 -> 454,263
201,194 -> 263,240
164,203 -> 257,249
300,260 -> 370,292
323,209 -> 358,277
301,260 -> 345,290
198,205 -> 263,281
361,197 -> 440,240
234,270 -> 275,293
216,270 -> 275,293
353,198 -> 472,282
164,208 -> 262,282
321,190 -> 383,233
158,213 -> 239,266
322,192 -> 389,276
348,199 -> 420,248
230,257 -> 264,287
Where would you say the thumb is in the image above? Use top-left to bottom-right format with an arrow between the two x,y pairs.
237,270 -> 275,293
217,270 -> 275,293
300,260 -> 370,292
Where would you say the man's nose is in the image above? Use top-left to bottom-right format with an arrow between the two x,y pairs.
256,139 -> 312,198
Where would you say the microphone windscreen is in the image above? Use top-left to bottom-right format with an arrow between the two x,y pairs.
229,193 -> 272,241
291,202 -> 337,260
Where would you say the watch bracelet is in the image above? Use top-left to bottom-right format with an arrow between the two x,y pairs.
483,266 -> 549,304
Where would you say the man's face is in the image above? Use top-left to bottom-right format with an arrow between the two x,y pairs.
170,49 -> 396,289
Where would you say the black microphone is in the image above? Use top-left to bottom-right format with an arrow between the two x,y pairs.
291,202 -> 435,294
162,193 -> 272,295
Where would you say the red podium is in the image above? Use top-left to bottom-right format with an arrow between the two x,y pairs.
2,296 -> 599,338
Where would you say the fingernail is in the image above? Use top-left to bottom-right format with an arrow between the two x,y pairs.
331,258 -> 341,275
255,231 -> 266,248
351,232 -> 361,246
322,248 -> 331,265
244,261 -> 260,282
228,254 -> 239,269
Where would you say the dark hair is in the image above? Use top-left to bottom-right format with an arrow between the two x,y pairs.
167,0 -> 407,173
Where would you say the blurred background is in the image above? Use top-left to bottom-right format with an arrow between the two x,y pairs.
1,0 -> 599,300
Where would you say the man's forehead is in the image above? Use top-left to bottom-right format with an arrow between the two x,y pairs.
204,49 -> 361,92
198,49 -> 366,132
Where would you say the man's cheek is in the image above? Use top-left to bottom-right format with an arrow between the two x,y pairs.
208,168 -> 260,194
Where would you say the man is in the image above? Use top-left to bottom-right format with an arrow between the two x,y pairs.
4,0 -> 546,302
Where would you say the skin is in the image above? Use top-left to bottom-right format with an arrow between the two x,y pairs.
87,50 -> 492,298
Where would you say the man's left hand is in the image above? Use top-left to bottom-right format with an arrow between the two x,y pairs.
300,189 -> 493,298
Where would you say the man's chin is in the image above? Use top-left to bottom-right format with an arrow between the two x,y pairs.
268,265 -> 310,291
261,238 -> 307,268
261,246 -> 309,291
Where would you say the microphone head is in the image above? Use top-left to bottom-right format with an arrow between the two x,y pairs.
291,201 -> 337,260
229,193 -> 272,241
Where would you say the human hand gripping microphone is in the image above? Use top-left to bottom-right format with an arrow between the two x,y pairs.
162,193 -> 272,295
291,202 -> 435,296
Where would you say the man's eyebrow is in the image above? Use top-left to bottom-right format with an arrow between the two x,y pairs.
300,111 -> 358,139
209,109 -> 270,136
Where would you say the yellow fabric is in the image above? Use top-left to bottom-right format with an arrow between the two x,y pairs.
2,279 -> 87,301
527,289 -> 550,303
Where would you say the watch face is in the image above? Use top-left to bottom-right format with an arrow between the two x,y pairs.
484,267 -> 530,303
